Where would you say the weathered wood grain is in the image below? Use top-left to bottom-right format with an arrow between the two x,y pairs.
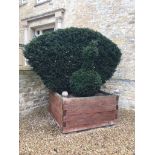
62,121 -> 116,133
64,110 -> 117,122
48,92 -> 119,133
63,97 -> 117,115
48,92 -> 63,128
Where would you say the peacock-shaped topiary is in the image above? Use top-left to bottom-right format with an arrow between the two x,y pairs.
24,27 -> 121,96
69,41 -> 103,96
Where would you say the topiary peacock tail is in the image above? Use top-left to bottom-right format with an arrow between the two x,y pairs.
24,27 -> 122,96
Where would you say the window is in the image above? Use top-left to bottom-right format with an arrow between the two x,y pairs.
34,27 -> 54,37
42,28 -> 54,33
25,59 -> 29,66
21,0 -> 27,4
35,30 -> 42,37
36,0 -> 47,4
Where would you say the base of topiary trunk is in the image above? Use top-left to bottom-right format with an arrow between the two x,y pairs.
48,91 -> 119,133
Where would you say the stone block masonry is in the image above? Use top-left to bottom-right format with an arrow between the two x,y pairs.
19,70 -> 49,116
101,79 -> 135,110
64,0 -> 135,81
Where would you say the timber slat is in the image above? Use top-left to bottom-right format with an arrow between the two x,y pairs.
64,111 -> 117,128
49,92 -> 63,127
63,121 -> 116,133
63,96 -> 117,109
63,104 -> 117,116
64,110 -> 117,122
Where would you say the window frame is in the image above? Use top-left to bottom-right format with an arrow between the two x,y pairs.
20,0 -> 27,6
36,0 -> 48,4
33,24 -> 55,37
34,0 -> 51,7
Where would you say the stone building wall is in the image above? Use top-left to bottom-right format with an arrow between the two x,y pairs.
19,0 -> 135,115
19,70 -> 49,116
101,79 -> 135,109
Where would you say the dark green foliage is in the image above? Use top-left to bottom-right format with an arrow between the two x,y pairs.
70,69 -> 102,97
82,40 -> 99,70
24,27 -> 121,95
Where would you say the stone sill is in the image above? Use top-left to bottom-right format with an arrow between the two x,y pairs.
34,0 -> 50,7
19,66 -> 33,70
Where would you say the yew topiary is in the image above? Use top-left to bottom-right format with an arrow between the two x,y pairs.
81,40 -> 99,70
24,27 -> 121,95
69,69 -> 102,97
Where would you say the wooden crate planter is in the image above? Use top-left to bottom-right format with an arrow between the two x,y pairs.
48,91 -> 119,133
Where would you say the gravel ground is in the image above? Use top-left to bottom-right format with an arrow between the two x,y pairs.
19,106 -> 135,155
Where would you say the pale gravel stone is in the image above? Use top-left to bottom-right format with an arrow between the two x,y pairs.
19,106 -> 135,155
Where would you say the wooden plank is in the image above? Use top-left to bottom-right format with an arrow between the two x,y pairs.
63,104 -> 117,116
63,96 -> 117,115
64,110 -> 117,128
49,92 -> 63,127
51,104 -> 62,125
63,96 -> 117,108
64,110 -> 117,122
63,120 -> 116,133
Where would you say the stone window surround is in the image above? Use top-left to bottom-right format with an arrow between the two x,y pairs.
34,0 -> 51,7
21,8 -> 65,23
20,8 -> 65,70
19,0 -> 27,7
21,8 -> 65,42
19,0 -> 52,7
